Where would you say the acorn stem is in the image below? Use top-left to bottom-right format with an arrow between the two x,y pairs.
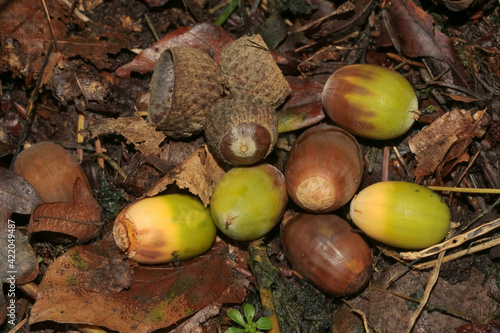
427,186 -> 500,194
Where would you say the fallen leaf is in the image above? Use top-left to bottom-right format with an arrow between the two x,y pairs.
333,263 -> 497,331
115,22 -> 234,78
294,0 -> 374,40
409,109 -> 486,177
0,0 -> 127,78
29,178 -> 102,242
385,0 -> 471,86
85,116 -> 166,157
0,168 -> 41,325
145,144 -> 225,207
30,240 -> 243,333
277,76 -> 325,133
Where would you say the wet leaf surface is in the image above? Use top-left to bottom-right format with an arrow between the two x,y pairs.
30,240 -> 242,333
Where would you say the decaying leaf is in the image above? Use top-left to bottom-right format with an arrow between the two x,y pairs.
294,0 -> 374,40
384,0 -> 471,87
29,178 -> 102,242
0,168 -> 41,325
277,76 -> 325,133
85,116 -> 166,157
115,22 -> 234,78
30,240 -> 244,333
409,108 -> 488,178
333,262 -> 497,331
145,144 -> 225,206
0,0 -> 127,77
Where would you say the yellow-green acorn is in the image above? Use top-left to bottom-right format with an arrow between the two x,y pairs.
322,64 -> 418,140
350,181 -> 451,249
113,194 -> 216,264
210,164 -> 288,241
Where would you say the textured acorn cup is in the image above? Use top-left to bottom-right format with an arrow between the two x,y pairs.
210,164 -> 288,241
350,181 -> 451,249
219,34 -> 291,108
13,141 -> 92,203
148,46 -> 224,138
205,93 -> 279,165
285,124 -> 363,213
322,64 -> 418,140
281,213 -> 373,296
113,194 -> 217,264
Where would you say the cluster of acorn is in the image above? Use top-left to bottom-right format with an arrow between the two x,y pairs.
112,35 -> 452,297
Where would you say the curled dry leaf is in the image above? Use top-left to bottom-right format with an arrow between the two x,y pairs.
30,240 -> 246,333
29,178 -> 102,243
145,144 -> 225,206
85,116 -> 166,157
115,22 -> 234,78
277,76 -> 325,133
409,108 -> 488,178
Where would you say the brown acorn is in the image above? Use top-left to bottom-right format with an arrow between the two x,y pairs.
205,93 -> 278,165
219,34 -> 291,108
285,124 -> 363,213
281,213 -> 373,296
148,46 -> 224,138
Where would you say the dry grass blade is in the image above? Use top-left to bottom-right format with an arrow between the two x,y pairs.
412,236 -> 500,270
405,251 -> 445,333
400,217 -> 500,260
343,300 -> 380,333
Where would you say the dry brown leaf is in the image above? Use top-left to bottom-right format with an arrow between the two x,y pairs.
0,0 -> 127,77
85,117 -> 166,157
409,109 -> 485,177
145,145 -> 225,207
30,240 -> 246,333
29,178 -> 102,242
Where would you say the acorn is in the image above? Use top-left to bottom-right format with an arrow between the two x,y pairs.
350,181 -> 451,249
209,164 -> 288,241
13,141 -> 92,203
281,213 -> 373,296
285,124 -> 363,213
322,64 -> 418,140
219,34 -> 291,108
148,46 -> 224,138
205,93 -> 279,166
113,194 -> 217,264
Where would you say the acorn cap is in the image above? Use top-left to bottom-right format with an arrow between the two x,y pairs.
205,93 -> 279,166
148,47 -> 224,138
219,34 -> 291,108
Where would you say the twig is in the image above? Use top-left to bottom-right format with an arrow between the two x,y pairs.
10,39 -> 54,170
427,186 -> 500,194
41,0 -> 59,51
144,14 -> 159,42
343,300 -> 380,333
400,217 -> 500,260
405,251 -> 445,333
412,236 -> 500,270
84,153 -> 126,179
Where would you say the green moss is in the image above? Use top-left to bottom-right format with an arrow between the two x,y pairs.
69,251 -> 90,271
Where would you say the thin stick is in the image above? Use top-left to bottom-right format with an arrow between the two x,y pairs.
144,14 -> 159,42
41,0 -> 59,51
405,251 -> 445,333
412,236 -> 500,270
400,217 -> 500,260
427,186 -> 500,194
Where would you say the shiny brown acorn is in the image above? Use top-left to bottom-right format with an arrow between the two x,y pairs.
205,93 -> 279,165
148,46 -> 224,139
281,213 -> 373,296
285,124 -> 363,213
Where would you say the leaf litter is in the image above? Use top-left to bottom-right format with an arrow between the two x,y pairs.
1,0 -> 500,331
